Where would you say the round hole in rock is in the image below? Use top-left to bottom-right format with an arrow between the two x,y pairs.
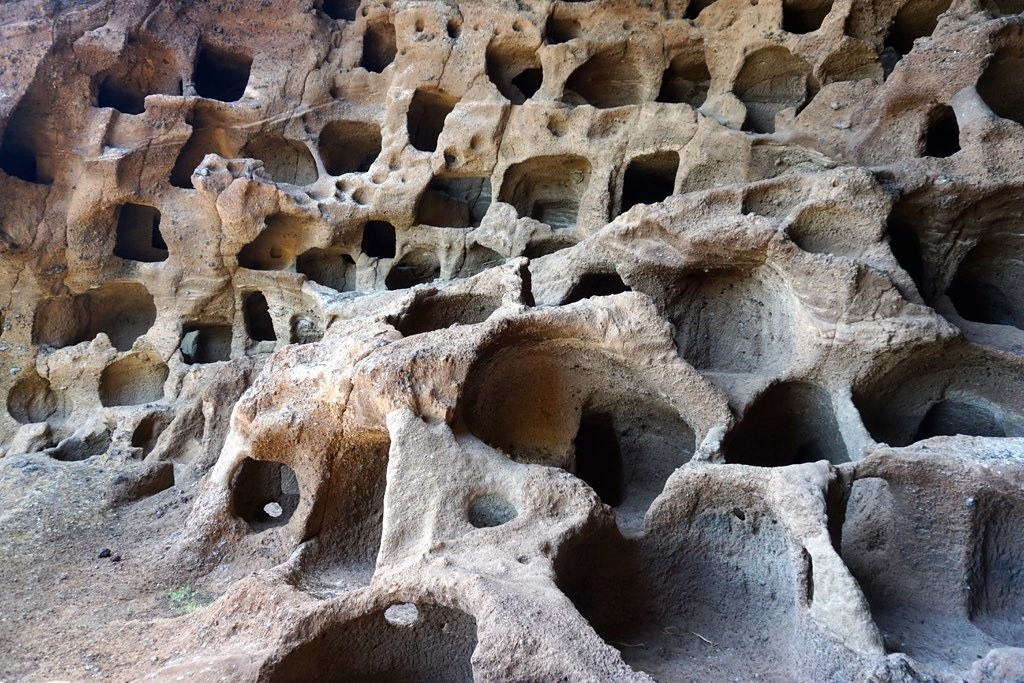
486,39 -> 543,104
237,214 -> 306,271
267,603 -> 477,680
498,154 -> 591,230
554,501 -> 800,681
231,457 -> 300,532
240,134 -> 318,185
32,282 -> 156,352
407,87 -> 458,153
561,271 -> 630,305
297,247 -> 357,292
384,603 -> 419,626
563,46 -> 644,108
734,46 -> 813,134
656,48 -> 710,107
395,292 -> 501,336
781,0 -> 832,34
50,430 -> 112,462
460,340 -> 697,532
922,105 -> 960,158
885,199 -> 927,294
545,14 -> 580,43
468,495 -> 517,528
883,0 -> 953,59
853,351 -> 1024,447
385,249 -> 440,290
946,230 -> 1024,331
7,371 -> 59,424
818,45 -> 882,85
741,183 -> 810,218
0,82 -> 54,185
360,220 -> 396,258
416,175 -> 492,228
193,42 -> 251,102
131,413 -> 168,458
361,21 -> 397,73
914,398 -> 1007,441
723,382 -> 850,467
786,204 -> 868,258
92,37 -> 180,115
321,0 -> 358,20
98,354 -> 168,407
318,120 -> 382,176
684,0 -> 716,19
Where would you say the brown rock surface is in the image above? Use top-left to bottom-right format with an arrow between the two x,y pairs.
0,0 -> 1023,679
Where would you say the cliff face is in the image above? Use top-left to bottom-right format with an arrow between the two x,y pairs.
0,0 -> 1023,679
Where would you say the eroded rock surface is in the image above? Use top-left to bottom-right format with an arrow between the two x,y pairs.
0,0 -> 1023,679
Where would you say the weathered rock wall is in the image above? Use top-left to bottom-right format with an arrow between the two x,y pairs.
0,0 -> 1023,679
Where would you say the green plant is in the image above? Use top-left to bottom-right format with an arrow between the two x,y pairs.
166,586 -> 213,615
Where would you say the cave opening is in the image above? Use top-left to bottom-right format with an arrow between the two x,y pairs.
193,43 -> 252,102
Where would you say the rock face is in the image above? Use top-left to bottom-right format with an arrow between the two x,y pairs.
1,0 -> 1023,679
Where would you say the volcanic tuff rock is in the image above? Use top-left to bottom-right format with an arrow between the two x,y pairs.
0,0 -> 1023,679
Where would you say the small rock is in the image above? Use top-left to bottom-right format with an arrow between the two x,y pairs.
111,554 -> 122,563
98,548 -> 111,558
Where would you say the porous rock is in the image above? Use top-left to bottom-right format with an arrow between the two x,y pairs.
0,0 -> 1023,679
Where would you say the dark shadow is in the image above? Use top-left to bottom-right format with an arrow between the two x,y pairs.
564,46 -> 644,108
922,105 -> 960,158
319,120 -> 382,175
499,155 -> 591,229
362,21 -> 397,73
408,88 -> 457,153
562,272 -> 630,305
114,203 -> 168,262
298,248 -> 357,292
180,324 -> 233,364
361,221 -> 396,258
321,0 -> 359,20
193,42 -> 251,102
243,292 -> 276,341
620,151 -> 679,214
977,47 -> 1024,126
782,0 -> 833,34
231,458 -> 300,531
385,249 -> 440,290
416,176 -> 492,227
723,382 -> 850,466
657,49 -> 711,107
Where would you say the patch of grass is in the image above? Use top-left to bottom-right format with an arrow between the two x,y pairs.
166,586 -> 214,615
